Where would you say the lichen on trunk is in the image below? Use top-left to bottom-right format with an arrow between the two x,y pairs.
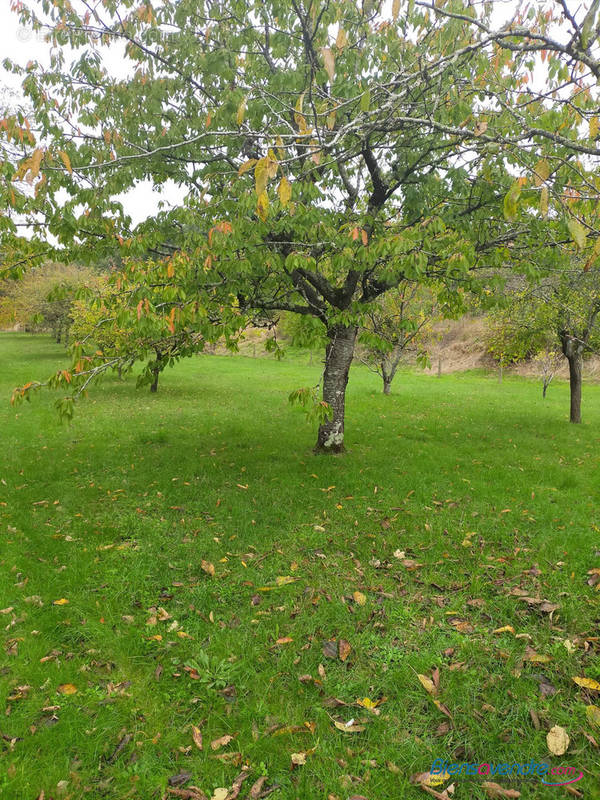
315,324 -> 358,454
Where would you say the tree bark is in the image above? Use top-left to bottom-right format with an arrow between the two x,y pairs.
383,376 -> 391,394
315,324 -> 358,453
566,352 -> 583,423
561,334 -> 583,423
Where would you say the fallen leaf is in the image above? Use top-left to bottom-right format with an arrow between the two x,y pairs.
248,776 -> 267,798
338,639 -> 352,662
547,725 -> 569,755
323,640 -> 338,659
168,772 -> 192,787
53,598 -> 69,606
586,705 -> 600,727
210,790 -> 229,800
57,684 -> 77,695
411,770 -> 451,787
201,560 -> 215,576
210,734 -> 234,751
482,781 -> 521,798
275,636 -> 293,645
226,770 -> 249,799
417,674 -> 437,696
353,591 -> 366,606
573,676 -> 600,692
276,575 -> 298,587
191,725 -> 203,750
291,752 -> 306,766
449,618 -> 474,634
493,626 -> 515,635
333,719 -> 365,733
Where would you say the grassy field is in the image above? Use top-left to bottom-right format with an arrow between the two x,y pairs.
1,332 -> 599,800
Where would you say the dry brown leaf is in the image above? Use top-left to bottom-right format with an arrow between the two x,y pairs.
547,724 -> 569,755
411,770 -> 451,787
482,781 -> 521,798
322,640 -> 338,659
191,725 -> 203,750
338,639 -> 352,662
201,560 -> 215,576
291,752 -> 307,766
248,776 -> 268,798
449,618 -> 474,634
226,769 -> 249,799
210,734 -> 234,751
333,719 -> 365,733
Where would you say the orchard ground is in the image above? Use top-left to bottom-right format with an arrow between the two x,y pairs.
1,333 -> 599,800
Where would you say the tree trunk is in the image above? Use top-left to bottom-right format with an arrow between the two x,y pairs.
383,376 -> 392,395
566,352 -> 582,423
150,366 -> 160,393
315,324 -> 357,454
561,334 -> 583,423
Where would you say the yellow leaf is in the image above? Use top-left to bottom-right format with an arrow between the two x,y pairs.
336,28 -> 347,49
176,631 -> 192,639
533,159 -> 549,186
278,176 -> 292,207
58,150 -> 72,174
294,93 -> 306,131
256,190 -> 269,221
276,575 -> 297,587
540,186 -> 549,218
417,674 -> 437,696
392,0 -> 401,19
291,752 -> 307,765
356,696 -> 381,709
27,148 -> 44,182
586,705 -> 600,727
573,676 -> 600,691
547,724 -> 569,756
493,625 -> 515,635
53,598 -> 69,605
321,47 -> 335,82
57,683 -> 77,695
590,116 -> 598,139
238,158 -> 257,176
567,217 -> 587,250
353,590 -> 366,606
255,157 -> 269,196
236,96 -> 247,126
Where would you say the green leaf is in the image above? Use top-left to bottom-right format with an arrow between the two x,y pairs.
567,217 -> 587,250
503,181 -> 522,221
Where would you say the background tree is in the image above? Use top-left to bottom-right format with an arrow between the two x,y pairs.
360,282 -> 439,394
4,1 -> 600,449
0,262 -> 96,341
486,272 -> 600,422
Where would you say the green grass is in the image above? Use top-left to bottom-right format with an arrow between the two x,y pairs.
1,332 -> 599,800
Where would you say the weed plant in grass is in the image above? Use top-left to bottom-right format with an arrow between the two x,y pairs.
0,333 -> 599,799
